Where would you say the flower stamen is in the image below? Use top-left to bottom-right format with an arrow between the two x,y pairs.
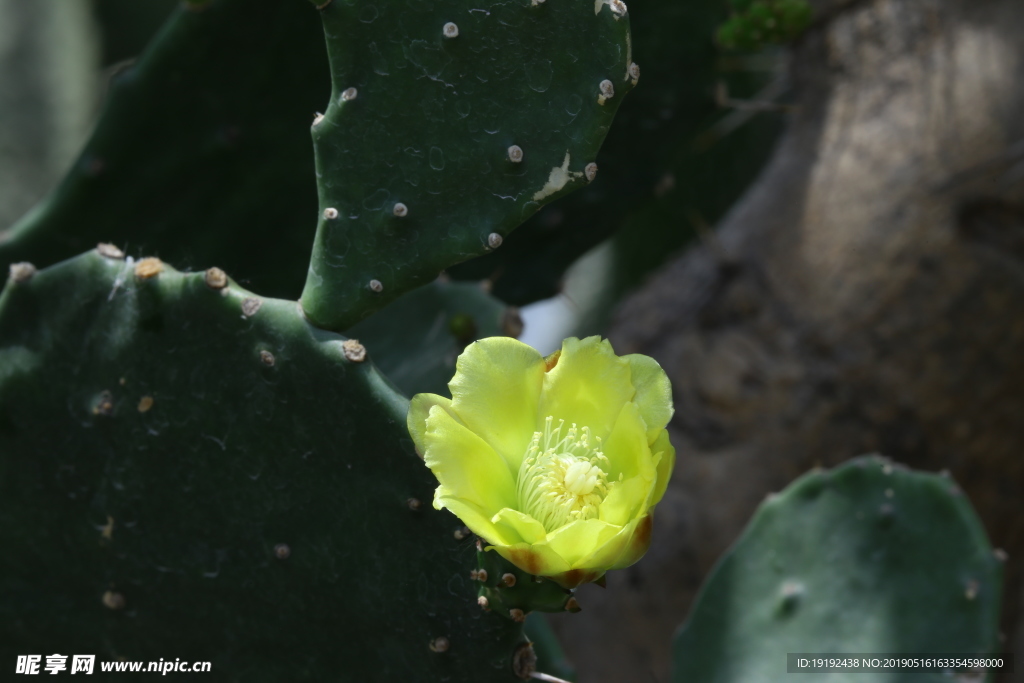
517,416 -> 610,532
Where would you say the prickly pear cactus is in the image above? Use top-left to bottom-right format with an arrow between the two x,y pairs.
0,0 -> 330,300
301,0 -> 637,329
672,456 -> 1004,683
0,250 -> 528,681
347,279 -> 517,397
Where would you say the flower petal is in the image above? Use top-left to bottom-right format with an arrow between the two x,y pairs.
422,405 -> 517,513
599,475 -> 649,526
649,429 -> 676,507
609,513 -> 654,570
448,337 -> 546,471
573,517 -> 640,571
407,393 -> 455,457
435,494 -> 513,547
544,518 -> 622,568
623,353 -> 674,443
494,542 -> 572,577
492,507 -> 548,545
603,402 -> 656,484
539,337 -> 633,443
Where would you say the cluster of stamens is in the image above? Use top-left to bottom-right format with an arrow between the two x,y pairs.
517,416 -> 613,531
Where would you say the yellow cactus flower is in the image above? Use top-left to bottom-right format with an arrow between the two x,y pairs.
407,336 -> 675,589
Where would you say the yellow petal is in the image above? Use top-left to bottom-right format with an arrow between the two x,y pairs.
494,541 -> 572,577
422,405 -> 517,513
407,393 -> 456,457
448,337 -> 546,471
436,494 -> 513,547
539,337 -> 633,443
492,507 -> 548,545
609,513 -> 654,570
649,429 -> 676,507
624,353 -> 674,443
544,518 -> 621,568
573,519 -> 638,571
603,402 -> 656,484
599,475 -> 649,526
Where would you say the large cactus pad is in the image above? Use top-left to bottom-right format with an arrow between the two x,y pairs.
0,251 -> 527,682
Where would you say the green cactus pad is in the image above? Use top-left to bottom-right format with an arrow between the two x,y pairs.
472,542 -> 578,622
448,0 -> 784,305
0,250 -> 526,682
300,0 -> 637,330
347,279 -> 518,398
672,456 -> 1004,683
0,0 -> 328,300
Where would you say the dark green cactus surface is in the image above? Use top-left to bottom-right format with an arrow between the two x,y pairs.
347,279 -> 516,398
672,456 -> 1004,683
448,0 -> 785,306
0,250 -> 529,682
301,0 -> 638,330
0,0 -> 329,300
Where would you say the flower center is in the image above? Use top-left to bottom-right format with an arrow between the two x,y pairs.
517,416 -> 611,532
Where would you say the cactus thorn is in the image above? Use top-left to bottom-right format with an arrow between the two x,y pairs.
565,597 -> 581,612
531,0 -> 546,4
628,62 -> 640,84
368,279 -> 384,293
393,202 -> 409,217
241,297 -> 263,317
93,391 -> 115,417
885,488 -> 894,498
407,497 -> 422,511
598,79 -> 615,105
471,568 -> 488,581
8,262 -> 36,283
340,87 -> 358,102
315,0 -> 333,9
585,163 -> 598,182
502,573 -> 517,587
137,396 -> 154,413
443,22 -> 459,38
204,267 -> 228,290
530,673 -> 574,683
134,257 -> 164,280
100,516 -> 114,540
429,636 -> 450,653
512,643 -> 537,680
477,595 -> 489,608
323,207 -> 339,220
342,339 -> 367,363
965,579 -> 979,600
260,350 -> 276,366
312,112 -> 325,126
274,543 -> 291,559
487,233 -> 503,249
509,608 -> 526,622
102,591 -> 126,610
508,145 -> 524,163
96,243 -> 125,259
994,549 -> 1008,562
453,526 -> 471,540
608,0 -> 628,17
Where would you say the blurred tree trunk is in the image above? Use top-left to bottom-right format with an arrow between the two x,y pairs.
551,0 -> 1024,680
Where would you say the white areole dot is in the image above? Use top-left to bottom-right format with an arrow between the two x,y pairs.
341,87 -> 358,102
443,22 -> 459,38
